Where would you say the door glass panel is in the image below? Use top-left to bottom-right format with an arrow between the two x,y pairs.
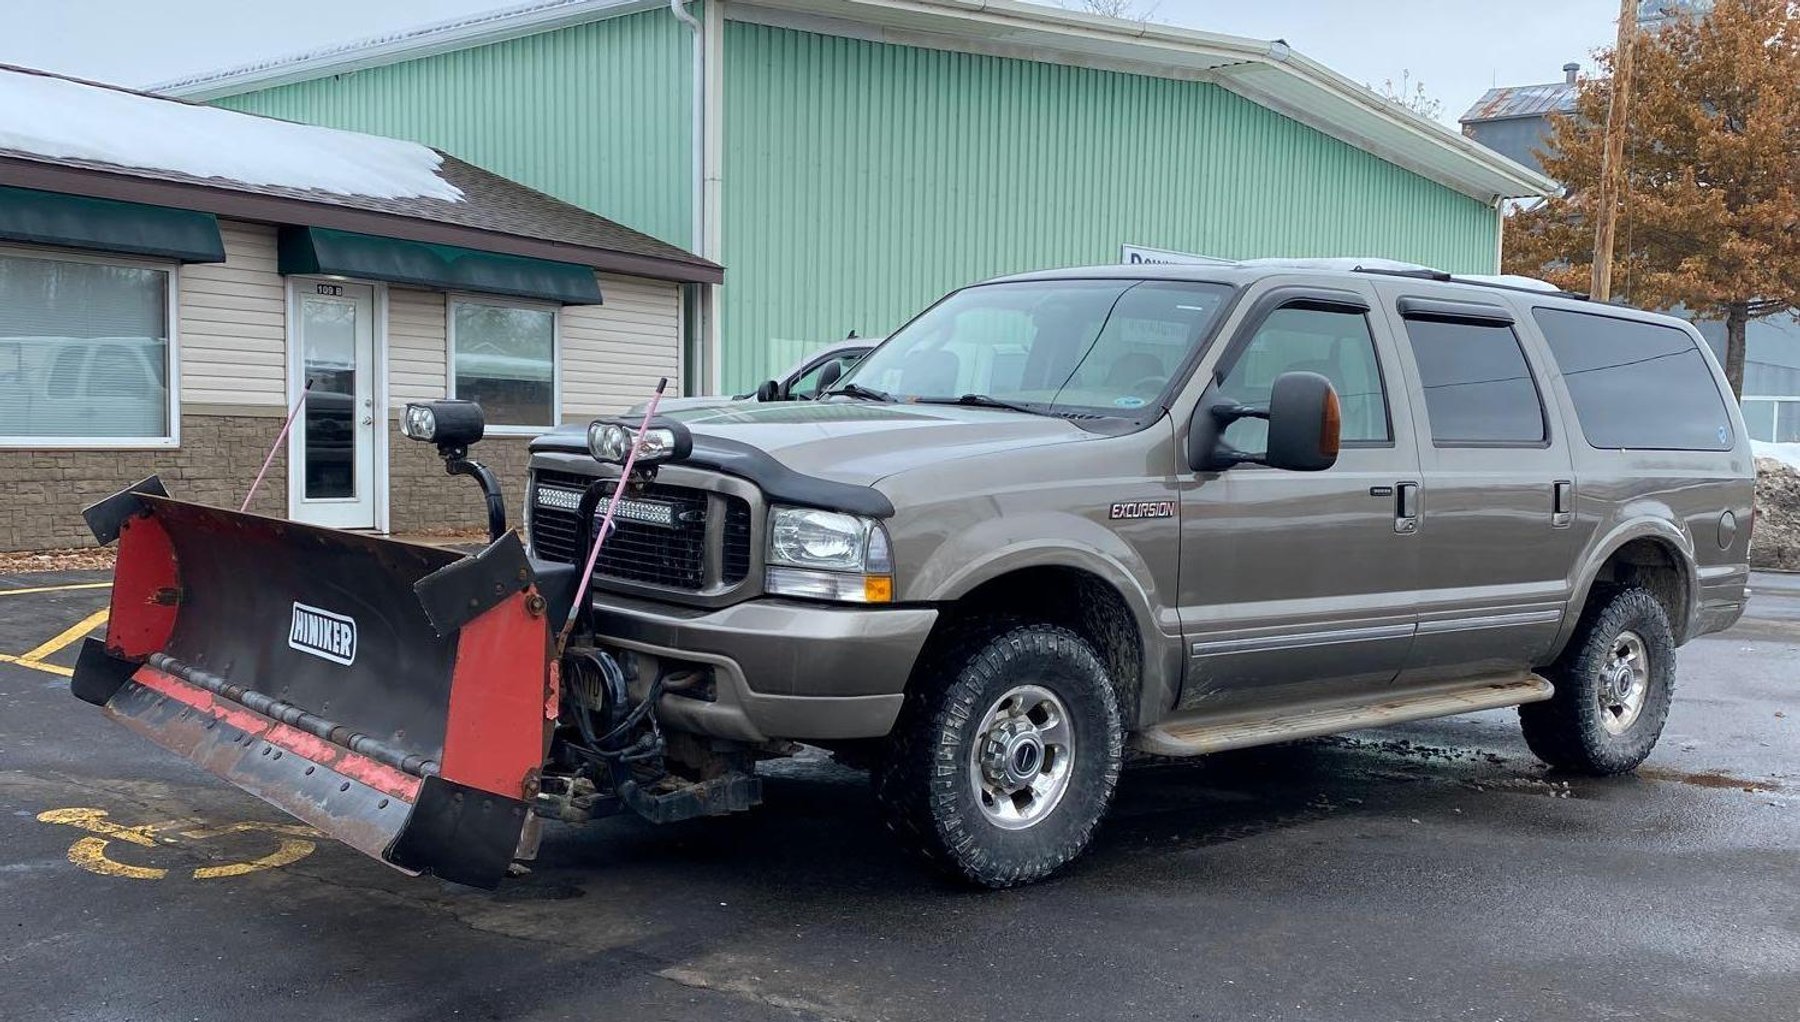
1218,305 -> 1391,454
302,297 -> 357,500
1400,317 -> 1545,445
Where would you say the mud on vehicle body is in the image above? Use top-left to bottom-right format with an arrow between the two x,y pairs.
72,260 -> 1754,888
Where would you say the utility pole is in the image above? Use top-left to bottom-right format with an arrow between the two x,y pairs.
1591,0 -> 1639,301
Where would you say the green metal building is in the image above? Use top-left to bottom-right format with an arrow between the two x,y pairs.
160,0 -> 1552,394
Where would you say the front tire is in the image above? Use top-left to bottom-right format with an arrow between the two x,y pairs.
1520,586 -> 1677,775
875,622 -> 1123,888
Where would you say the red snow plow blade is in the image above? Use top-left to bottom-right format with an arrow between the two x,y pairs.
71,479 -> 555,888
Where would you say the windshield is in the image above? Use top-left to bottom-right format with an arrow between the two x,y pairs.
837,279 -> 1234,415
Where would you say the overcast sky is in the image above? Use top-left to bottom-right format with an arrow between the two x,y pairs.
0,0 -> 1620,123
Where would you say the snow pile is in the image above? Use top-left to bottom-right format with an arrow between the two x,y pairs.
1751,457 -> 1800,572
0,69 -> 461,202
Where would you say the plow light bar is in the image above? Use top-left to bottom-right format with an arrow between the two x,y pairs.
403,400 -> 485,449
586,420 -> 692,466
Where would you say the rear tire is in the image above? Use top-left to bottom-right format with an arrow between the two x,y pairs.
874,622 -> 1123,888
1520,586 -> 1676,775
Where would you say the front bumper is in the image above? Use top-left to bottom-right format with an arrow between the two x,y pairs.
592,593 -> 938,742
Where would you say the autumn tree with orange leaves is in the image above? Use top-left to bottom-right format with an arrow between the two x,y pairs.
1504,0 -> 1800,397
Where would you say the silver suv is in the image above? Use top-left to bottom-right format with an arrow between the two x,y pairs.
527,261 -> 1753,886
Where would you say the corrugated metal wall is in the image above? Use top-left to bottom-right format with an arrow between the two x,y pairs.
721,21 -> 1499,389
214,9 -> 694,250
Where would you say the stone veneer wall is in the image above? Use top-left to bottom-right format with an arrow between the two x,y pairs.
0,415 -> 552,551
385,421 -> 536,535
0,413 -> 290,551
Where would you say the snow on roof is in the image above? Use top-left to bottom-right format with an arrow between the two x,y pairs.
0,67 -> 461,203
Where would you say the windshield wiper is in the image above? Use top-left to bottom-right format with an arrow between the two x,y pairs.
824,382 -> 895,402
915,393 -> 1047,416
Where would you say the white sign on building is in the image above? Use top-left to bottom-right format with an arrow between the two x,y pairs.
1119,244 -> 1233,266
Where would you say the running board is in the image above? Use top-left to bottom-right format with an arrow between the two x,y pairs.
1135,674 -> 1554,758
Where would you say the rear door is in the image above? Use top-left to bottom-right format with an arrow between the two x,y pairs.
1176,280 -> 1422,710
1375,287 -> 1577,682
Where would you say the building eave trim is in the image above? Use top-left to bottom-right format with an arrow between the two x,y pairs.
0,157 -> 724,284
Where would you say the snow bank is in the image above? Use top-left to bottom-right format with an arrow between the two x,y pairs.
0,69 -> 461,202
1752,457 -> 1800,572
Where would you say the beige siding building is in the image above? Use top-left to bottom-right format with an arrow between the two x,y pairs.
0,65 -> 719,551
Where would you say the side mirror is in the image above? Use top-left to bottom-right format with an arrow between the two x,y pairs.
755,379 -> 781,402
1264,371 -> 1341,471
812,359 -> 845,397
1188,371 -> 1341,473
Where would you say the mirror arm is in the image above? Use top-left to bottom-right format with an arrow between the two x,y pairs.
1194,402 -> 1269,472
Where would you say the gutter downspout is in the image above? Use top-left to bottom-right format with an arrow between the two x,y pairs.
672,0 -> 722,395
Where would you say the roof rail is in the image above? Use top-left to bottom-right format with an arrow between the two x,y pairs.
1351,265 -> 1452,282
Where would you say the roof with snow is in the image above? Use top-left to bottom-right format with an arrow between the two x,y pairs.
0,64 -> 720,284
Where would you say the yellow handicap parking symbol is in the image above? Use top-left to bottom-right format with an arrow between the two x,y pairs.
36,807 -> 320,880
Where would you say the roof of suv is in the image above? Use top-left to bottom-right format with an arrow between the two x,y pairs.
982,257 -> 1703,327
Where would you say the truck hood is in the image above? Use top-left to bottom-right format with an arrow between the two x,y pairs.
533,399 -> 1096,486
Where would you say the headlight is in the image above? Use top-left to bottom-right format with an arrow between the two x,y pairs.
770,508 -> 867,571
766,507 -> 894,603
402,404 -> 436,441
401,400 -> 484,448
585,421 -> 690,465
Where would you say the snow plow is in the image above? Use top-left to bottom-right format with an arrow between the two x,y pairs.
70,388 -> 759,888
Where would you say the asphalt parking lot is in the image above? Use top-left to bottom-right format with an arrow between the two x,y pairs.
2,570 -> 1795,1022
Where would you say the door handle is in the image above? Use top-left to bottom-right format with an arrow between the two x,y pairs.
1552,480 -> 1574,528
360,415 -> 374,426
1394,482 -> 1420,534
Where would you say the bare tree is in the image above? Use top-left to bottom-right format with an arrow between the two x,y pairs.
1373,70 -> 1446,121
1058,0 -> 1162,21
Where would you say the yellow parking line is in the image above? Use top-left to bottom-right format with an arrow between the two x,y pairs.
20,608 -> 109,663
0,652 -> 74,678
0,582 -> 112,598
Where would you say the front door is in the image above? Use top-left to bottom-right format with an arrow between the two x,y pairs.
1177,283 -> 1422,712
289,281 -> 377,529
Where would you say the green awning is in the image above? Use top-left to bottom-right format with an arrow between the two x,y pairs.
0,186 -> 225,262
278,226 -> 603,304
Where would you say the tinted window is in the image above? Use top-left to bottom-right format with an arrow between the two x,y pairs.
1533,309 -> 1733,451
1218,305 -> 1390,454
1401,317 -> 1545,444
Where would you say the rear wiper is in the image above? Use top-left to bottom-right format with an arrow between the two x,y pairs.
824,382 -> 894,402
915,393 -> 1047,415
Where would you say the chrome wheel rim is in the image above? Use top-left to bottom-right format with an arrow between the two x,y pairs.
1598,630 -> 1650,735
969,684 -> 1074,831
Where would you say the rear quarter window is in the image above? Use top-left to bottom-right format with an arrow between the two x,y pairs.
1532,308 -> 1733,451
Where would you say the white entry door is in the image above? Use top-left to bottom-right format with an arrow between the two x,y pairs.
289,281 -> 377,529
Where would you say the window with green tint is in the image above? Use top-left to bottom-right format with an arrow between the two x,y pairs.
1218,305 -> 1391,455
0,250 -> 172,445
451,299 -> 557,430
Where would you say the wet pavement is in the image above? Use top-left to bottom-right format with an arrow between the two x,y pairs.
1,570 -> 1795,1021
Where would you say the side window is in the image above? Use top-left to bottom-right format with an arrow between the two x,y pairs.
1532,308 -> 1734,451
788,351 -> 865,399
1218,305 -> 1391,454
1400,316 -> 1545,445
